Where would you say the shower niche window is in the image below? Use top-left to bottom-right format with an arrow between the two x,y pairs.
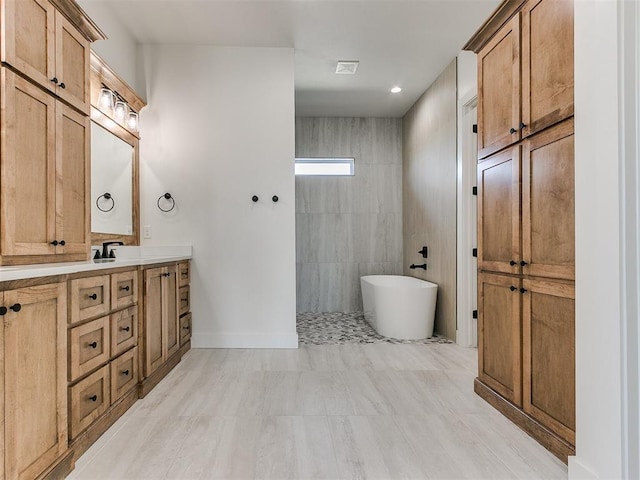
294,158 -> 355,176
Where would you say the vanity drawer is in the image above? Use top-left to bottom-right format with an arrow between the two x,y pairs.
69,316 -> 110,381
69,365 -> 110,439
70,275 -> 111,324
179,285 -> 190,316
111,270 -> 138,310
178,261 -> 190,287
111,306 -> 138,356
180,312 -> 192,346
110,347 -> 138,404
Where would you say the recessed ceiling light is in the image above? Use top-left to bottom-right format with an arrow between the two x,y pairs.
390,86 -> 402,93
336,61 -> 359,74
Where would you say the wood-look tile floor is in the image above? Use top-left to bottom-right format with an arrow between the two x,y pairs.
67,344 -> 568,480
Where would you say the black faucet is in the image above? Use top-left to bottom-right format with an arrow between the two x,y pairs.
410,263 -> 427,270
102,241 -> 124,258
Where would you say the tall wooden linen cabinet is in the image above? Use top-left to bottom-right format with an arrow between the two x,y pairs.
465,0 -> 575,461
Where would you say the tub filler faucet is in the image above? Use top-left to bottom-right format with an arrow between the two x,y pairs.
410,263 -> 427,270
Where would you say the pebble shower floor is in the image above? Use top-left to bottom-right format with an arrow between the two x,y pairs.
296,312 -> 452,346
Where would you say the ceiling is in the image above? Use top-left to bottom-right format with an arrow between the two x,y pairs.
82,0 -> 501,117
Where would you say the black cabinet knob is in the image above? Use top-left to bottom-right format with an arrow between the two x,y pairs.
88,293 -> 98,300
510,127 -> 517,134
59,240 -> 65,246
252,195 -> 259,202
9,303 -> 21,312
51,77 -> 58,84
88,341 -> 98,348
520,122 -> 526,130
272,195 -> 279,202
121,370 -> 130,376
50,240 -> 59,246
120,285 -> 130,291
510,286 -> 517,291
520,288 -> 528,294
520,260 -> 528,267
59,82 -> 66,89
509,260 -> 517,266
120,326 -> 130,332
88,395 -> 98,402
183,326 -> 190,330
0,306 -> 7,316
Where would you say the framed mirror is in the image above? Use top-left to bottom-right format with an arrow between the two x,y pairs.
90,51 -> 145,245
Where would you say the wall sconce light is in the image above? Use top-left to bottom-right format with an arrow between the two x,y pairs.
126,111 -> 139,132
114,100 -> 128,124
99,87 -> 115,113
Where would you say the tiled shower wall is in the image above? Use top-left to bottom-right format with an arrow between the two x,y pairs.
295,117 -> 403,312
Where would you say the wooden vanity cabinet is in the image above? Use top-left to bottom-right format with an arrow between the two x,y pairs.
0,282 -> 68,480
143,265 -> 179,377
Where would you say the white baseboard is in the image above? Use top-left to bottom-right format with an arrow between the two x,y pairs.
568,457 -> 599,480
191,332 -> 299,349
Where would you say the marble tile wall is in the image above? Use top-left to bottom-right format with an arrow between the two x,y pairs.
295,117 -> 403,312
402,60 -> 458,340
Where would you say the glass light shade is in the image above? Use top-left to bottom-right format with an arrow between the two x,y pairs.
126,111 -> 139,131
114,100 -> 128,123
99,87 -> 115,112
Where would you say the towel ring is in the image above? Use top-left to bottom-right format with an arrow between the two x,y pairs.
96,192 -> 115,212
157,192 -> 176,212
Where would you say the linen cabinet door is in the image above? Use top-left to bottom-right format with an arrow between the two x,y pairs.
477,14 -> 521,159
3,283 -> 68,480
521,0 -> 574,136
0,0 -> 56,93
477,146 -> 521,275
144,267 -> 165,376
478,273 -> 522,406
0,69 -> 57,259
522,278 -> 575,444
57,102 -> 90,255
522,119 -> 574,280
54,11 -> 90,114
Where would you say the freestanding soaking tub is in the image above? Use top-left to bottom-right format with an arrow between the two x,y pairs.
360,275 -> 438,340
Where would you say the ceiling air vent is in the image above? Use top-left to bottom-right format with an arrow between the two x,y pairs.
335,61 -> 359,74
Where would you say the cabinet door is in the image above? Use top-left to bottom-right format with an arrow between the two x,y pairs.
522,0 -> 574,136
522,278 -> 575,444
478,273 -> 522,406
477,14 -> 521,159
144,267 -> 165,376
0,0 -> 56,93
0,69 -> 57,257
57,102 -> 90,255
164,265 -> 180,358
3,283 -> 68,480
522,119 -> 574,280
55,11 -> 90,114
478,146 -> 521,274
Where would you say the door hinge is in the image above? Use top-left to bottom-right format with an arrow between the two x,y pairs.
472,124 -> 478,134
472,248 -> 477,257
472,310 -> 478,319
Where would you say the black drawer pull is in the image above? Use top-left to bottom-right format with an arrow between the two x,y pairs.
0,306 -> 6,316
88,341 -> 98,349
510,286 -> 517,292
88,395 -> 98,402
50,240 -> 59,246
60,240 -> 66,246
121,369 -> 130,376
120,326 -> 131,332
509,260 -> 517,266
120,285 -> 130,291
87,293 -> 98,300
183,326 -> 190,330
520,288 -> 528,294
509,127 -> 517,134
181,298 -> 188,303
51,77 -> 58,84
10,303 -> 21,313
520,260 -> 528,267
60,82 -> 66,89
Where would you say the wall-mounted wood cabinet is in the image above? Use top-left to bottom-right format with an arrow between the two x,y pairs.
1,282 -> 68,480
477,0 -> 574,159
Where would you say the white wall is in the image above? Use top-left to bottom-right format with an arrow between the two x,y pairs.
139,45 -> 297,348
571,0 -> 625,478
77,1 -> 143,96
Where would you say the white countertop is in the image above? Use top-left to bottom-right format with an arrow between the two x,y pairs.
0,246 -> 192,282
